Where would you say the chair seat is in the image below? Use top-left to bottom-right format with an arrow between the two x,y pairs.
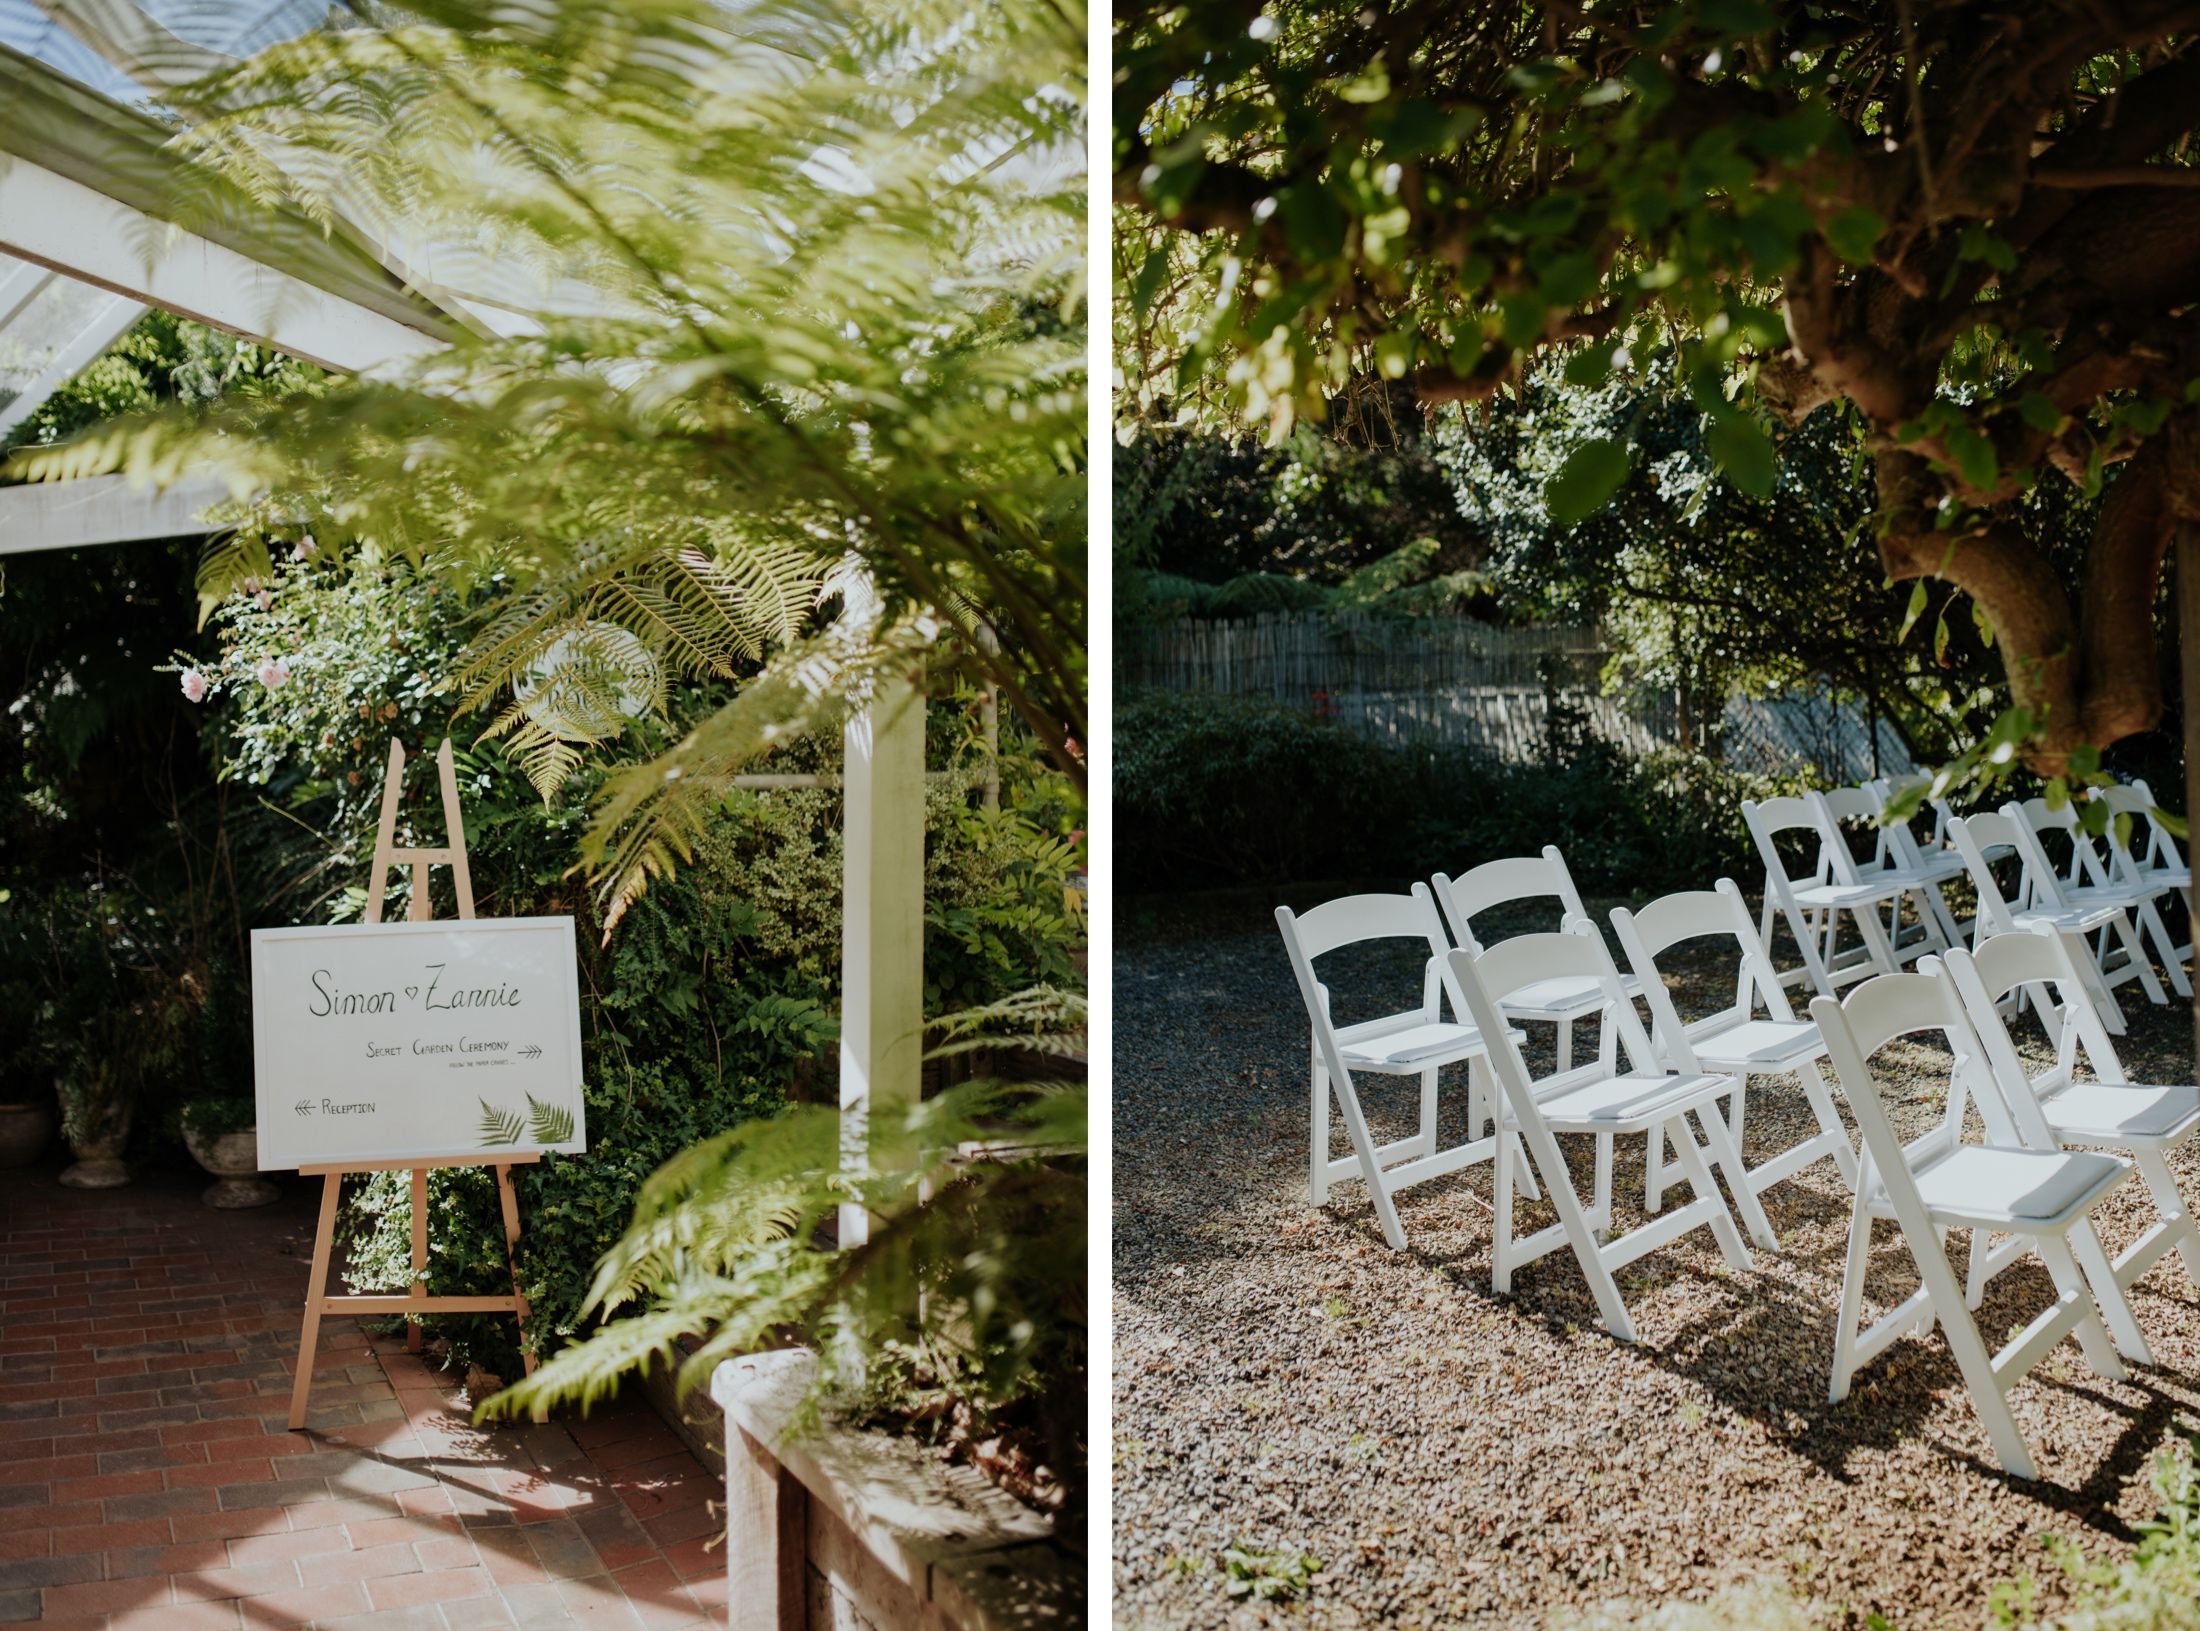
1500,970 -> 1641,1023
1338,1019 -> 1490,1072
1905,848 -> 1970,882
1793,878 -> 1902,909
2061,883 -> 2160,911
1866,1145 -> 2128,1228
1535,1071 -> 1734,1135
2010,903 -> 2125,935
2133,865 -> 2193,891
2042,1082 -> 2200,1146
1690,1017 -> 1824,1072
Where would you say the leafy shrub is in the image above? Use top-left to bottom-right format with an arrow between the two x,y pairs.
179,1097 -> 256,1137
1116,689 -> 1798,897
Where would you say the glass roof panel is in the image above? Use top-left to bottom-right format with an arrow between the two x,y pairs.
0,256 -> 127,424
0,3 -> 143,100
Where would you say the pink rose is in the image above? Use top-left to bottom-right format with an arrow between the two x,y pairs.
255,589 -> 273,611
294,533 -> 317,560
257,658 -> 291,691
180,670 -> 207,704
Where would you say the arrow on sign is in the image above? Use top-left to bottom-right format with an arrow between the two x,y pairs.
518,1044 -> 542,1061
293,1099 -> 316,1117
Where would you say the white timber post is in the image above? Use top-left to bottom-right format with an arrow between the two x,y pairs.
838,667 -> 927,1248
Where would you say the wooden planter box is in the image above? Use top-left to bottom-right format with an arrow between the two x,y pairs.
710,1350 -> 1082,1631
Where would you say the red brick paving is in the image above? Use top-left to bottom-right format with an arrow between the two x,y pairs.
1,1164 -> 728,1629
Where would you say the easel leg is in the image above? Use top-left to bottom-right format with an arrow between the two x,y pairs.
408,1167 -> 428,1355
494,1162 -> 546,1424
289,1172 -> 344,1432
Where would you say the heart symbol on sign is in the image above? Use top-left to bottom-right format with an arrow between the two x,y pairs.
404,986 -> 419,1000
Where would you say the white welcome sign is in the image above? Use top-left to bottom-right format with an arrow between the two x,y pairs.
250,917 -> 588,1169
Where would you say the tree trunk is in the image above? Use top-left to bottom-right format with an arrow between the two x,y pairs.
2179,525 -> 2200,1072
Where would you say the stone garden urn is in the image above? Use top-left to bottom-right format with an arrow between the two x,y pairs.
0,1100 -> 54,1168
59,1119 -> 132,1188
183,1124 -> 279,1208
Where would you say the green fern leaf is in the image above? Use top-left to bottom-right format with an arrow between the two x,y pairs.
526,1095 -> 575,1146
477,1099 -> 524,1147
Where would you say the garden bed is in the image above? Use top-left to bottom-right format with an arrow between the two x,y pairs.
1113,894 -> 2200,1629
714,1349 -> 1082,1631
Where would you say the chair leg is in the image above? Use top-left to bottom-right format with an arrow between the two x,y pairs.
1644,1122 -> 1665,1214
2138,898 -> 2191,997
1556,1017 -> 1572,1073
1328,1070 -> 1408,1252
2135,1145 -> 2200,1292
1310,1051 -> 1331,1206
1419,1065 -> 1439,1158
2111,911 -> 2169,1007
1906,1223 -> 2041,1478
1694,1104 -> 1777,1252
1515,1119 -> 1636,1341
1592,1132 -> 1613,1236
1966,1227 -> 1992,1310
1828,1192 -> 1874,1403
1797,1061 -> 1857,1185
1492,1119 -> 1516,1294
2064,1221 -> 2151,1366
1662,1113 -> 1753,1271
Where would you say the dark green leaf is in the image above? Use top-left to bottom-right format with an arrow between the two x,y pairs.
1545,438 -> 1631,526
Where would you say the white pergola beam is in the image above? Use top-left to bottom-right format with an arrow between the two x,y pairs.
0,157 -> 442,375
0,471 -> 225,552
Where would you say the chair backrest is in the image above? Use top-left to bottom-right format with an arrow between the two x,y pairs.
1809,970 -> 2024,1200
2014,796 -> 2109,893
1611,878 -> 1795,1071
2097,782 -> 2188,887
1275,887 -> 1455,1080
1942,929 -> 2128,1143
1818,784 -> 1896,876
1997,801 -> 2084,910
1947,810 -> 2029,935
1446,923 -> 1661,1093
1429,846 -> 1590,954
1741,794 -> 1837,892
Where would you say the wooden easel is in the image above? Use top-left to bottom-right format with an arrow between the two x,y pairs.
288,737 -> 545,1431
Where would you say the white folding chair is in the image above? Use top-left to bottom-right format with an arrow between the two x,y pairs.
1742,793 -> 1906,996
1861,778 -> 1970,948
2109,779 -> 2193,939
1811,971 -> 2140,1480
1430,847 -> 1639,1075
1446,923 -> 1763,1340
1946,808 -> 2152,1034
1944,927 -> 2200,1303
2015,797 -> 2188,1000
2091,783 -> 2194,972
1275,887 -> 1520,1251
1612,878 -> 1857,1236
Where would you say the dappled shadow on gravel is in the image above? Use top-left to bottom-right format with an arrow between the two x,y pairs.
1112,893 -> 2200,1631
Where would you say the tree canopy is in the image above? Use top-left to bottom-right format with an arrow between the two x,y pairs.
1116,1 -> 2200,780
12,0 -> 1086,921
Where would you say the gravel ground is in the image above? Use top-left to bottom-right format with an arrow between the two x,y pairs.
1112,890 -> 2200,1631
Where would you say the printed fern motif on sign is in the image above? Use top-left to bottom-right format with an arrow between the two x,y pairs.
527,1095 -> 575,1146
478,1099 -> 524,1147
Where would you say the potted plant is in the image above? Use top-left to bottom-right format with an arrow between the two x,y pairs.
56,1044 -> 133,1188
0,1084 -> 55,1168
180,1096 -> 277,1208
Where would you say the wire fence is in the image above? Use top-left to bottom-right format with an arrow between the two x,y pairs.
1122,613 -> 1915,783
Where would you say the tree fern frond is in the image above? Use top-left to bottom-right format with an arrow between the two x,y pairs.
525,1095 -> 576,1145
477,1099 -> 524,1147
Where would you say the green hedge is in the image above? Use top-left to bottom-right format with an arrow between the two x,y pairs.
1115,689 -> 1798,898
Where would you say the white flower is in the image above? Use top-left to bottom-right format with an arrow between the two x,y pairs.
257,658 -> 291,691
180,670 -> 208,704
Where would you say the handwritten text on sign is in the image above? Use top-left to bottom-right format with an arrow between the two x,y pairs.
251,917 -> 587,1168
